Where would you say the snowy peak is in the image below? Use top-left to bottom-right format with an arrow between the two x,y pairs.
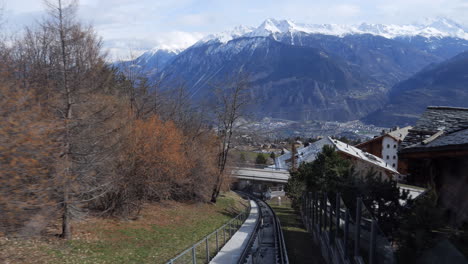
249,18 -> 297,36
197,17 -> 468,46
197,25 -> 254,45
421,17 -> 465,31
143,47 -> 182,57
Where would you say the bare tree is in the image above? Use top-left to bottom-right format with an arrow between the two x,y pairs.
17,0 -> 126,239
211,73 -> 251,203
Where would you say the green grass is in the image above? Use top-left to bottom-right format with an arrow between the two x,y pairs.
232,150 -> 273,165
269,197 -> 325,264
2,192 -> 246,264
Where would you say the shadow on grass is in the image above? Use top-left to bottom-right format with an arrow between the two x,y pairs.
270,203 -> 326,264
282,229 -> 325,264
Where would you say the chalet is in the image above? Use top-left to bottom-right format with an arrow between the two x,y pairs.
356,126 -> 412,174
273,137 -> 400,179
399,106 -> 468,225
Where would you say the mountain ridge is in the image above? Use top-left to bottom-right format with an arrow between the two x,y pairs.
124,17 -> 468,125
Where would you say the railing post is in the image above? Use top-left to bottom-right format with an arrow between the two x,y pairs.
308,192 -> 313,231
216,230 -> 219,253
335,193 -> 341,241
344,209 -> 350,258
311,192 -> 315,228
369,220 -> 376,264
192,246 -> 196,264
305,192 -> 309,229
318,193 -> 323,230
354,197 -> 362,258
314,192 -> 319,228
323,193 -> 328,232
329,195 -> 333,240
223,226 -> 226,244
206,236 -> 209,262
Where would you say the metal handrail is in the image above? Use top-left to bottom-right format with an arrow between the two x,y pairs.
236,192 -> 289,264
237,199 -> 261,264
166,200 -> 251,264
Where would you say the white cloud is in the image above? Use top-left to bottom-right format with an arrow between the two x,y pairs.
4,0 -> 468,59
103,31 -> 205,61
333,4 -> 361,18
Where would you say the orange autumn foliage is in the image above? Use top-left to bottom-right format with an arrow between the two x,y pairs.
131,116 -> 192,200
0,84 -> 58,234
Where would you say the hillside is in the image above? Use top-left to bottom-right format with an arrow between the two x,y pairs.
127,18 -> 468,123
364,51 -> 468,126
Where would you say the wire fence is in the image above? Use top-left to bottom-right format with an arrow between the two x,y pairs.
301,192 -> 396,264
166,200 -> 251,264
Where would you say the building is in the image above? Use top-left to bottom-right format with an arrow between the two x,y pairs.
273,137 -> 400,180
356,126 -> 411,174
399,106 -> 468,225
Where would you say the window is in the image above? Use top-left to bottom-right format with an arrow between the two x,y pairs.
392,163 -> 396,167
394,144 -> 397,148
386,155 -> 390,159
387,144 -> 390,148
393,155 -> 396,159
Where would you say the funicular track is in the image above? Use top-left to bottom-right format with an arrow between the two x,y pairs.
237,193 -> 289,264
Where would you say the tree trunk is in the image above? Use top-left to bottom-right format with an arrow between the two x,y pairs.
61,188 -> 71,239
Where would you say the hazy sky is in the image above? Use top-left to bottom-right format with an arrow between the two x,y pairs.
4,0 -> 468,59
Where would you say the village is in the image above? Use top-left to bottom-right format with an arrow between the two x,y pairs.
2,1 -> 468,263
228,106 -> 468,263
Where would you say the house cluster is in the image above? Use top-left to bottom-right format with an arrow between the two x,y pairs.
272,129 -> 408,180
274,106 -> 468,224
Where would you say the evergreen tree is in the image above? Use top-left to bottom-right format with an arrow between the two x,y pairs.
285,145 -> 411,238
270,152 -> 276,160
255,153 -> 267,165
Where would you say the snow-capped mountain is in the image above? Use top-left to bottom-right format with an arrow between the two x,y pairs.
197,17 -> 468,45
135,47 -> 182,66
128,17 -> 468,125
196,25 -> 254,45
115,47 -> 181,74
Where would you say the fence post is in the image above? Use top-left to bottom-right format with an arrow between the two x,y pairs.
369,220 -> 376,264
354,197 -> 362,258
311,192 -> 315,228
318,193 -> 323,230
216,230 -> 219,253
206,237 -> 209,262
329,194 -> 333,240
308,192 -> 313,231
314,192 -> 319,228
305,192 -> 309,230
192,246 -> 196,264
344,209 -> 350,258
323,193 -> 328,232
223,226 -> 226,244
335,193 -> 341,241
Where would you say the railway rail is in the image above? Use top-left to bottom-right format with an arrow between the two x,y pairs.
237,193 -> 289,264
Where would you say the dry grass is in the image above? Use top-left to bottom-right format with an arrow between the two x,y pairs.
0,191 -> 246,264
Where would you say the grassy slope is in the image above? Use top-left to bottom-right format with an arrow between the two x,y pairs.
0,192 -> 246,264
269,197 -> 325,264
231,150 -> 273,165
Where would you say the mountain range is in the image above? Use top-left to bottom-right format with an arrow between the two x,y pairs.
364,50 -> 468,126
123,18 -> 468,126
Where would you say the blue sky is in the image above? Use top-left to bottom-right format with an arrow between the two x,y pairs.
3,0 -> 468,59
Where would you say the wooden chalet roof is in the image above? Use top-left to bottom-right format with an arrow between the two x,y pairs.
400,106 -> 468,153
